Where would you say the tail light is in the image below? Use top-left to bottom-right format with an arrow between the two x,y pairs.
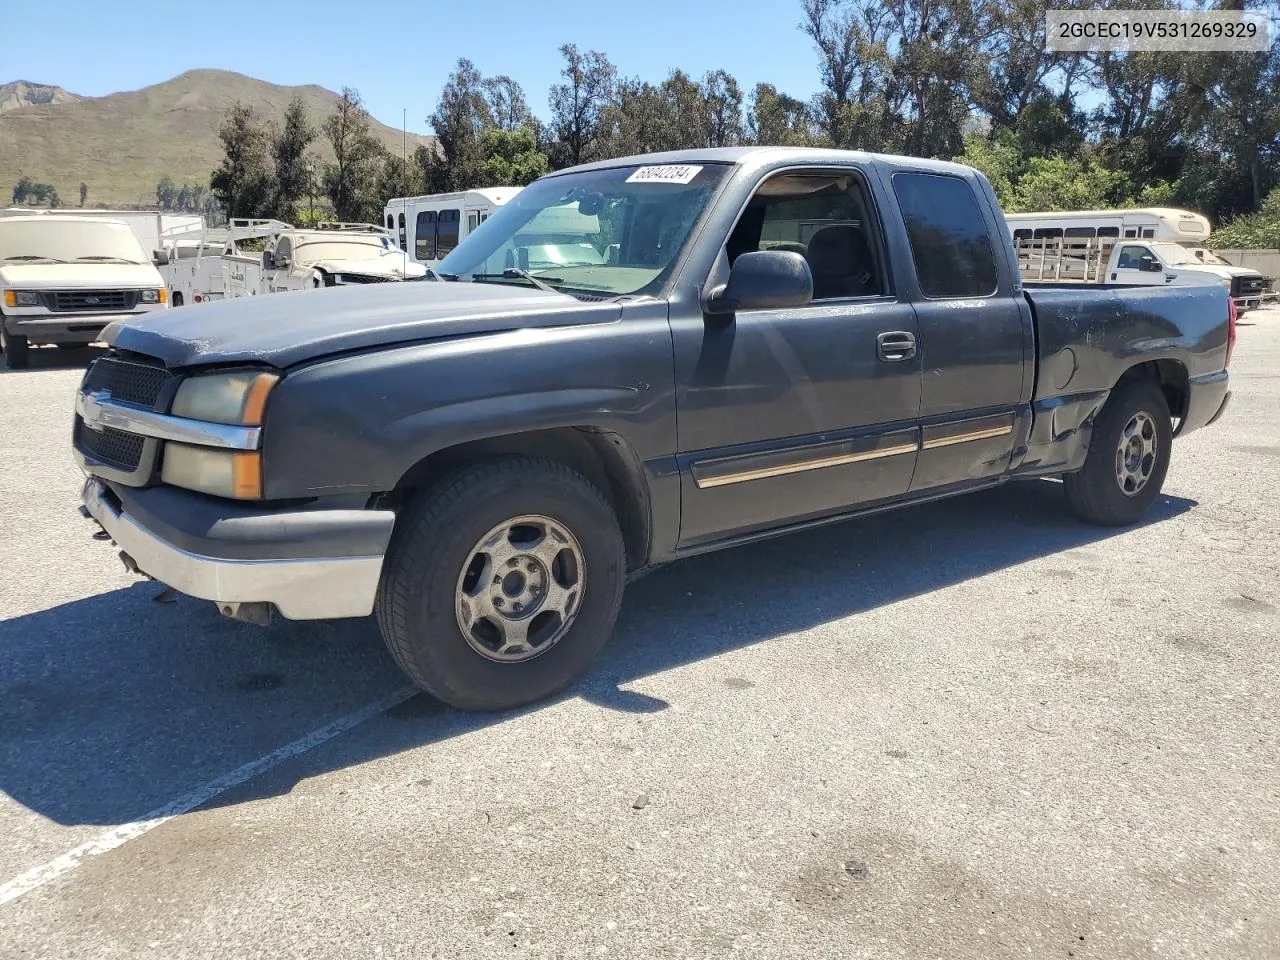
1226,294 -> 1237,367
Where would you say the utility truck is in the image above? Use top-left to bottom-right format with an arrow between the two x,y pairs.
1006,207 -> 1270,311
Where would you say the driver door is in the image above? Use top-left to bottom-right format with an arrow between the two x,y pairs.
1111,244 -> 1162,285
670,167 -> 922,547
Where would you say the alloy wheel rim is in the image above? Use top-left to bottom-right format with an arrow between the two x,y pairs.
1115,411 -> 1158,496
454,514 -> 586,663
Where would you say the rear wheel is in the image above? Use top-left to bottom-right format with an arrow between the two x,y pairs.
0,328 -> 30,369
376,457 -> 626,711
172,292 -> 184,307
1064,380 -> 1172,526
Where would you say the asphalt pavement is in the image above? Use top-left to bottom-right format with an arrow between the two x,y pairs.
1,314 -> 1277,959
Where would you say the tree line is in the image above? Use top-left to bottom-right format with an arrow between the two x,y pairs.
212,0 -> 1280,245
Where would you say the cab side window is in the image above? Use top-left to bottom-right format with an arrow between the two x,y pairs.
1116,245 -> 1149,269
274,237 -> 292,266
726,172 -> 885,300
891,172 -> 998,299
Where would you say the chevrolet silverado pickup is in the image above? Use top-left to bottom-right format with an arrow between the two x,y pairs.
74,147 -> 1234,711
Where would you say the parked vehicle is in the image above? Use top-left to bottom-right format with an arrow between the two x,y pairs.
75,147 -> 1233,711
156,219 -> 288,306
1,208 -> 204,259
0,215 -> 168,368
1006,208 -> 1270,311
251,223 -> 426,294
383,188 -> 522,272
157,221 -> 427,303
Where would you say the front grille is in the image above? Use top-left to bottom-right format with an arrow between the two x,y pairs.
1232,276 -> 1268,296
329,273 -> 392,285
78,423 -> 144,470
44,289 -> 139,312
82,357 -> 173,408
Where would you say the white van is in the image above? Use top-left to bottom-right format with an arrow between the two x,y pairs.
383,188 -> 522,272
0,215 -> 169,368
1005,207 -> 1271,311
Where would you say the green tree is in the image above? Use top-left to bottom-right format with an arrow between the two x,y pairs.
548,44 -> 617,167
483,75 -> 533,131
747,83 -> 816,145
953,131 -> 1022,207
702,70 -> 745,148
156,175 -> 176,210
209,102 -> 274,217
271,96 -> 317,220
422,59 -> 495,192
322,87 -> 386,222
175,183 -> 191,211
1009,155 -> 1129,213
475,126 -> 548,186
1208,187 -> 1280,249
12,176 -> 35,204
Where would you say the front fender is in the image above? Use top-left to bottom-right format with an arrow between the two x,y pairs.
260,305 -> 677,499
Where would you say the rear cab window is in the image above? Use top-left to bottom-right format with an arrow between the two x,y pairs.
891,172 -> 999,299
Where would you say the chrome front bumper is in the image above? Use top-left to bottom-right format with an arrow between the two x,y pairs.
81,477 -> 389,620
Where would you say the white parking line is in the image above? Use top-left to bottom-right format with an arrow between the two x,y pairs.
0,686 -> 417,909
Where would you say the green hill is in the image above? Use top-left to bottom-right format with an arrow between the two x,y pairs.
0,69 -> 431,208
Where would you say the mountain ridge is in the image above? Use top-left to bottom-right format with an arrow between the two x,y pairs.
0,70 -> 431,207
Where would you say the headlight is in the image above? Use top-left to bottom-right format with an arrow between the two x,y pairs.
171,371 -> 279,425
3,290 -> 40,307
161,443 -> 261,499
139,288 -> 166,304
1221,279 -> 1233,289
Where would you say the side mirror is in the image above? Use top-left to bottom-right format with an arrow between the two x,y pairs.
262,251 -> 276,271
1139,255 -> 1161,273
276,256 -> 291,270
705,250 -> 812,315
152,250 -> 169,266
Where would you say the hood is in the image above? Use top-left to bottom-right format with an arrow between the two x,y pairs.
1171,264 -> 1238,281
104,280 -> 623,368
0,262 -> 163,288
310,256 -> 427,280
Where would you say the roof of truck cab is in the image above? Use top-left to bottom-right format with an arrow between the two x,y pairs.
0,214 -> 130,225
556,146 -> 979,178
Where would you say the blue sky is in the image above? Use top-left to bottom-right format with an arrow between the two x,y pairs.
4,0 -> 823,134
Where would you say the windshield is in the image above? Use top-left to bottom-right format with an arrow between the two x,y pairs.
0,218 -> 147,264
437,162 -> 730,297
293,239 -> 395,264
1150,242 -> 1202,266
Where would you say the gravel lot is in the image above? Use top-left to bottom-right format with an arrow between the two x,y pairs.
2,309 -> 1278,959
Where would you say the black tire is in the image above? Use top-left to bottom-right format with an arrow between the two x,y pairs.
376,457 -> 626,711
1064,379 -> 1173,526
172,292 -> 184,307
1,328 -> 30,369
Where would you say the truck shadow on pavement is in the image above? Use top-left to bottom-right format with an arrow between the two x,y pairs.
0,480 -> 1195,828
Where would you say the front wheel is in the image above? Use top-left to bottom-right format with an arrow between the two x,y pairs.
0,328 -> 30,369
1064,380 -> 1173,526
376,457 -> 626,711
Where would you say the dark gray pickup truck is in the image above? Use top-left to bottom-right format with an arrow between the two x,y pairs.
75,147 -> 1234,710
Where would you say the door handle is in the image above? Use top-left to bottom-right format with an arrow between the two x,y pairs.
877,330 -> 916,362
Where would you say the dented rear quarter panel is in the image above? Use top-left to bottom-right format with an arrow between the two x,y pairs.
1018,281 -> 1230,474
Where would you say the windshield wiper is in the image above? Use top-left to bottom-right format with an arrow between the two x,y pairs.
3,255 -> 67,263
74,256 -> 144,264
471,268 -> 565,295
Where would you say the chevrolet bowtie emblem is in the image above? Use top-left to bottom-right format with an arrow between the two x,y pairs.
81,390 -> 111,432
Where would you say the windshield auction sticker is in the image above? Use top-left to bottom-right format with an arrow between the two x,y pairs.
626,165 -> 704,185
1047,9 -> 1272,52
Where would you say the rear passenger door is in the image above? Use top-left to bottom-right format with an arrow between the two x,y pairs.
888,171 -> 1032,492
